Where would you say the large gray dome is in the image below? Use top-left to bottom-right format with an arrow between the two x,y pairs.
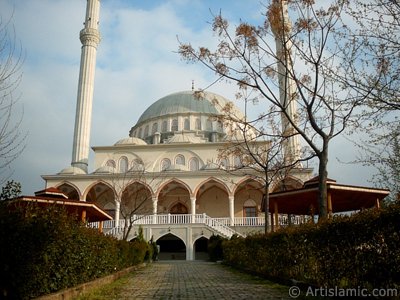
136,91 -> 229,126
129,90 -> 245,144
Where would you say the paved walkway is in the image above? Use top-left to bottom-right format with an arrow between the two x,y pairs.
83,261 -> 291,299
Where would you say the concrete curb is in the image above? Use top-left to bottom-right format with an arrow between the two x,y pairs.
35,263 -> 147,300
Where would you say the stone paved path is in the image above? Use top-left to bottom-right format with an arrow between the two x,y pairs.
82,261 -> 291,299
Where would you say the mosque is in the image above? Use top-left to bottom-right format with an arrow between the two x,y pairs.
41,0 -> 313,260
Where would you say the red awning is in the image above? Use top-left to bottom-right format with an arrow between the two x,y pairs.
262,178 -> 390,215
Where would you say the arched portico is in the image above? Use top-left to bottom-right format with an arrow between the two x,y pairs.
234,178 -> 264,220
195,178 -> 230,218
156,233 -> 186,260
85,181 -> 117,219
157,179 -> 192,215
56,182 -> 80,200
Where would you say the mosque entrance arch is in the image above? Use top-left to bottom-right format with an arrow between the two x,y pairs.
156,233 -> 186,260
194,237 -> 208,260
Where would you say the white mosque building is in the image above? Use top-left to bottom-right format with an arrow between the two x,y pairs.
41,0 -> 312,260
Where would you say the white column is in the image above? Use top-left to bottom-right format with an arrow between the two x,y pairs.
229,195 -> 235,226
190,196 -> 196,223
114,200 -> 120,226
71,0 -> 101,172
186,227 -> 193,261
152,196 -> 158,224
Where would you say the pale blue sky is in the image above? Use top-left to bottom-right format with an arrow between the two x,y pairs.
1,0 -> 374,195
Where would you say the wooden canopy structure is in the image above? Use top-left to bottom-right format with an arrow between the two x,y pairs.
262,177 -> 390,216
10,187 -> 112,231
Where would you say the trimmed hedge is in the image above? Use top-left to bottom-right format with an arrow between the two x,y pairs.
0,203 -> 150,299
223,203 -> 400,291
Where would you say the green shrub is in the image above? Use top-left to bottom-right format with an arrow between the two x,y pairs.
222,203 -> 400,292
208,234 -> 226,261
0,203 -> 148,299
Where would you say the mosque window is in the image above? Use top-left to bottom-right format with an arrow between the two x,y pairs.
162,120 -> 168,132
217,121 -> 223,132
119,156 -> 128,173
234,156 -> 243,168
243,199 -> 257,219
189,157 -> 199,171
219,158 -> 229,169
195,118 -> 201,130
175,154 -> 185,166
144,125 -> 149,137
152,122 -> 158,134
171,119 -> 178,131
138,128 -> 143,138
184,118 -> 190,130
106,159 -> 116,168
206,120 -> 212,131
161,158 -> 171,171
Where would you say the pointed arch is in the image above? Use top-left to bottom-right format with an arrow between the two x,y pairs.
194,176 -> 231,197
271,176 -> 303,192
156,178 -> 193,198
56,181 -> 81,200
232,176 -> 264,195
83,180 -> 116,202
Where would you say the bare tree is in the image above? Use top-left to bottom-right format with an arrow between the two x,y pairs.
179,0 -> 370,220
339,1 -> 400,195
109,163 -> 165,241
0,14 -> 25,184
212,91 -> 311,232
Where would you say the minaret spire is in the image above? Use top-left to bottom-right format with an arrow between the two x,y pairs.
269,0 -> 301,164
71,0 -> 101,173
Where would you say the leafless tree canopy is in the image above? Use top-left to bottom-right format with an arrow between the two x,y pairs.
0,14 -> 25,185
179,0 -> 373,219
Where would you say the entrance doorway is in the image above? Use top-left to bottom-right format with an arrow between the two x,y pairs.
194,237 -> 208,260
157,233 -> 186,260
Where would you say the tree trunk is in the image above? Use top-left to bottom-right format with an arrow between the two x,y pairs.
264,191 -> 270,234
317,145 -> 329,220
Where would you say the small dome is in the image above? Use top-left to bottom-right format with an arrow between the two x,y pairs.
114,137 -> 147,146
58,166 -> 87,175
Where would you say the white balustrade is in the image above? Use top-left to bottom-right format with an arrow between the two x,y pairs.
88,213 -> 309,238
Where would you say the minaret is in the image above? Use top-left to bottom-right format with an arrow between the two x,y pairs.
269,0 -> 301,164
71,0 -> 101,173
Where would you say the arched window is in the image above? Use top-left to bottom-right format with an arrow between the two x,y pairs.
219,158 -> 229,169
144,125 -> 149,137
106,159 -> 116,168
138,128 -> 143,138
234,156 -> 243,168
162,120 -> 168,132
184,118 -> 190,130
189,157 -> 199,171
171,119 -> 178,131
175,154 -> 185,166
217,121 -> 223,132
195,118 -> 201,130
119,156 -> 128,173
161,158 -> 171,171
206,120 -> 212,131
243,199 -> 257,218
152,122 -> 158,134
